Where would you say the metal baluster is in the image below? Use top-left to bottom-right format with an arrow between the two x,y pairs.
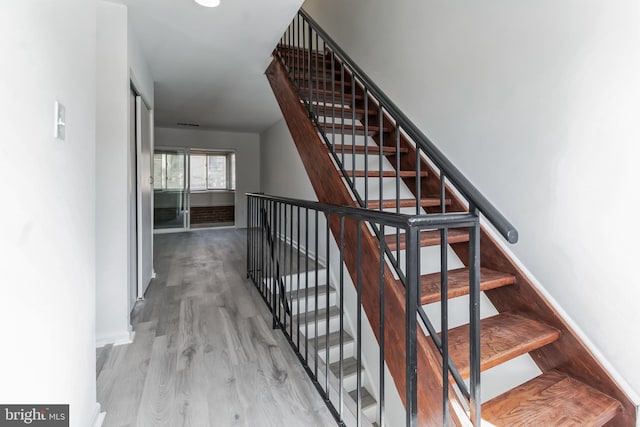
441,226 -> 449,425
379,107 -> 384,211
307,20 -> 312,116
441,173 -> 446,214
305,207 -> 310,363
405,225 -> 419,427
364,89 -> 369,208
416,147 -> 421,216
297,205 -> 301,349
356,221 -> 362,427
395,127 -> 401,265
469,206 -> 481,426
325,213 -> 331,398
289,204 -> 294,339
338,216 -> 345,418
379,223 -> 386,427
340,64 -> 345,170
351,70 -> 356,187
314,209 -> 319,378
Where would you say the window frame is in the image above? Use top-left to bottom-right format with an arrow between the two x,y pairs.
188,150 -> 236,193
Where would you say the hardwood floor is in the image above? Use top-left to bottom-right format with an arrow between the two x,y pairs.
97,229 -> 336,427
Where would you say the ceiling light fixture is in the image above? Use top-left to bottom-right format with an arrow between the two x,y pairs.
195,0 -> 220,7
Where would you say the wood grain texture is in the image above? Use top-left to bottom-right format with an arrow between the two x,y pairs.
267,57 -> 461,426
346,170 -> 428,178
384,229 -> 470,251
444,313 -> 561,379
418,267 -> 516,304
97,229 -> 336,427
367,197 -> 449,209
482,370 -> 621,426
332,144 -> 407,155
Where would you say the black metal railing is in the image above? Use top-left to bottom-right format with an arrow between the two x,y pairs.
247,193 -> 481,427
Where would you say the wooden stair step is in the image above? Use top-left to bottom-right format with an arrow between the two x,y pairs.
384,229 -> 470,251
313,329 -> 353,350
322,123 -> 392,136
347,170 -> 428,178
301,88 -> 364,101
313,105 -> 376,120
329,356 -> 363,379
445,313 -> 561,379
331,144 -> 407,155
367,197 -> 450,210
292,305 -> 340,324
299,76 -> 353,88
291,69 -> 344,79
419,267 -> 516,304
349,388 -> 377,411
285,284 -> 332,301
482,369 -> 621,426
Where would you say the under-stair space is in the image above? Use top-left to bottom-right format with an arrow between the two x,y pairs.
257,9 -> 636,427
257,240 -> 382,427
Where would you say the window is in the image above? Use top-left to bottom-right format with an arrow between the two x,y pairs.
153,152 -> 185,190
190,151 -> 235,191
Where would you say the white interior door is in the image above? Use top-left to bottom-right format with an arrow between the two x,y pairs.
136,96 -> 153,297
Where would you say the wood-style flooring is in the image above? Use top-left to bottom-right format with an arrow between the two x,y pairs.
96,229 -> 336,427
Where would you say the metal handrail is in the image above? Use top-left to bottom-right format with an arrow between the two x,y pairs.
297,8 -> 518,244
246,193 -> 482,427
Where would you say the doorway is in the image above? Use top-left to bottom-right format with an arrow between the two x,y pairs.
153,148 -> 236,232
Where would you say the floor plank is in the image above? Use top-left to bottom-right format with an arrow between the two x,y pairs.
97,229 -> 336,427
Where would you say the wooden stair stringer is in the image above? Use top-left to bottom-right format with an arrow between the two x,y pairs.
387,113 -> 635,426
266,57 -> 464,427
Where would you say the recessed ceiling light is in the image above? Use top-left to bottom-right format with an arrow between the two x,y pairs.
195,0 -> 220,7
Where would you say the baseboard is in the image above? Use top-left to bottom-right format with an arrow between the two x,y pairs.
95,328 -> 135,348
90,402 -> 106,427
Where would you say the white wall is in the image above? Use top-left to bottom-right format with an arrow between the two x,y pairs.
303,0 -> 640,396
155,127 -> 261,227
0,2 -> 99,426
96,1 -> 155,346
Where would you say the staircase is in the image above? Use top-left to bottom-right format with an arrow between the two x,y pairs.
264,264 -> 381,427
263,9 -> 636,426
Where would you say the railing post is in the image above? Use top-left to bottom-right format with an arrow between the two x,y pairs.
405,224 -> 419,427
272,201 -> 278,330
469,205 -> 481,425
307,17 -> 313,118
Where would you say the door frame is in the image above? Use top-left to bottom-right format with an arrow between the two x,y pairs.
132,84 -> 155,301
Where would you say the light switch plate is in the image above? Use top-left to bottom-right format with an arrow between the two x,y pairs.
54,101 -> 66,140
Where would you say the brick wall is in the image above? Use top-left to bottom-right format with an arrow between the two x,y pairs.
190,205 -> 235,224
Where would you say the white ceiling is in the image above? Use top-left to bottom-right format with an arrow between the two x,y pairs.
120,0 -> 303,132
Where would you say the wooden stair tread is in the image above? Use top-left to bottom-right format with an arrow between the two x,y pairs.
384,229 -> 470,251
313,105 -> 376,119
348,388 -> 377,410
445,313 -> 561,379
301,88 -> 363,100
292,304 -> 340,324
419,267 -> 516,304
347,170 -> 428,178
482,370 -> 621,426
329,357 -> 363,378
323,123 -> 392,136
331,144 -> 407,155
285,284 -> 332,301
313,329 -> 353,349
367,197 -> 449,209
